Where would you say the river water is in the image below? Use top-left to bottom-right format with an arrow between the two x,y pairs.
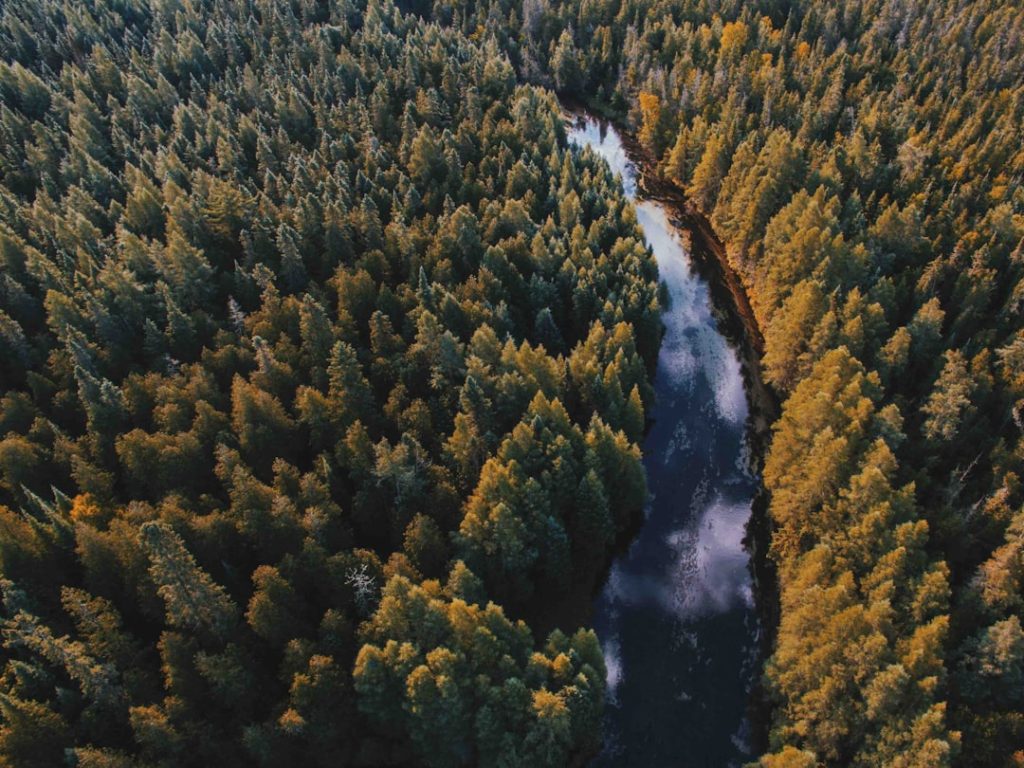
567,115 -> 761,766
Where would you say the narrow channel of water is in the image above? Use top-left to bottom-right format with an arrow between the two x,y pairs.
568,115 -> 761,767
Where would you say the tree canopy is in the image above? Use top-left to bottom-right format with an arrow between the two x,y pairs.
0,1 -> 660,764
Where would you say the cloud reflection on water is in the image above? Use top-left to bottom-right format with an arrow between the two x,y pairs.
635,202 -> 748,426
665,498 -> 755,619
600,495 -> 753,621
568,114 -> 758,766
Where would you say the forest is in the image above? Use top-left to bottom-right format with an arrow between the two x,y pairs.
0,1 -> 659,764
0,0 -> 1022,766
472,0 -> 1023,764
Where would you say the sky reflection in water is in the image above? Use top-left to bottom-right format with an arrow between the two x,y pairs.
569,116 -> 759,768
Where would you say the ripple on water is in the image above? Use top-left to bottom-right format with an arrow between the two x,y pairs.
662,421 -> 692,466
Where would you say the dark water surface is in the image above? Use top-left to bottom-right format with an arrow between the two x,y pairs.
568,116 -> 760,767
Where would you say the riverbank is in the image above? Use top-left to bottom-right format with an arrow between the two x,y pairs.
561,101 -> 781,758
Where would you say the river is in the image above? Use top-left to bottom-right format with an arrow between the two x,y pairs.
567,114 -> 761,766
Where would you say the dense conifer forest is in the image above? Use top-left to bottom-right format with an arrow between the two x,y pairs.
0,1 -> 660,764
0,0 -> 1022,766
467,0 -> 1024,764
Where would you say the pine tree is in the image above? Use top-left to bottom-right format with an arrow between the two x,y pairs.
921,350 -> 974,442
140,521 -> 238,641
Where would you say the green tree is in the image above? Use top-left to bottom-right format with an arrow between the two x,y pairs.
140,521 -> 238,641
